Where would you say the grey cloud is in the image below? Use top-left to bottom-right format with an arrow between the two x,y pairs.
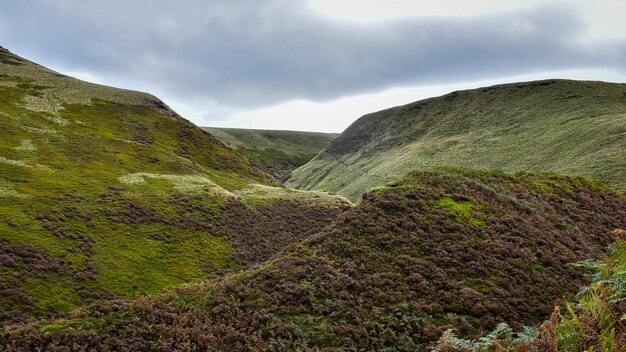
0,0 -> 624,111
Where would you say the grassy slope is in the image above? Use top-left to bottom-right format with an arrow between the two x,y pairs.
0,47 -> 349,322
287,80 -> 626,202
203,127 -> 338,180
3,170 -> 625,350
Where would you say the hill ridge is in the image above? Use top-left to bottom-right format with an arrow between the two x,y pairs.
287,79 -> 626,201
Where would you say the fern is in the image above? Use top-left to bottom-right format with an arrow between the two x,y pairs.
436,329 -> 475,350
555,231 -> 626,351
475,323 -> 513,351
434,324 -> 535,351
513,326 -> 536,343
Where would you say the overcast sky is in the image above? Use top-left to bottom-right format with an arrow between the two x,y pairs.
1,0 -> 626,132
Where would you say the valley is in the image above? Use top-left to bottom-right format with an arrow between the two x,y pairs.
202,127 -> 338,181
0,45 -> 625,351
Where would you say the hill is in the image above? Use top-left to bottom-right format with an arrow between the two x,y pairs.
203,127 -> 338,180
287,80 -> 626,202
0,46 -> 349,322
3,170 -> 625,350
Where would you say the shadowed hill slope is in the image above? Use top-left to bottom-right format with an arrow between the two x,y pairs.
203,127 -> 338,180
3,170 -> 624,350
0,46 -> 349,322
287,80 -> 626,202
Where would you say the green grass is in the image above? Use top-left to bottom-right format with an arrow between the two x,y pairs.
434,195 -> 486,226
288,79 -> 626,202
203,127 -> 338,180
20,277 -> 82,313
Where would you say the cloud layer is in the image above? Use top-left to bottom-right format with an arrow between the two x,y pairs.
1,0 -> 625,123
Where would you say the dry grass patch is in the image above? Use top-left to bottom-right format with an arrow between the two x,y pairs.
0,156 -> 51,171
119,172 -> 235,196
235,183 -> 351,207
0,185 -> 28,198
14,139 -> 36,151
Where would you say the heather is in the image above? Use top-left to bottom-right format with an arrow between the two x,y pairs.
434,229 -> 626,351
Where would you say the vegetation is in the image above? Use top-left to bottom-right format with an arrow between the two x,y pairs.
435,323 -> 537,351
547,229 -> 626,351
0,46 -> 349,322
203,127 -> 338,180
287,79 -> 626,202
2,169 -> 624,350
434,229 -> 626,351
2,46 -> 626,351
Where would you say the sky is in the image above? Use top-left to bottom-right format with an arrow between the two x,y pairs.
1,0 -> 625,132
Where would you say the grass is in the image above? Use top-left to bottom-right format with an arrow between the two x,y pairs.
119,172 -> 235,196
91,226 -> 234,296
20,276 -> 82,313
288,79 -> 626,202
434,195 -> 486,226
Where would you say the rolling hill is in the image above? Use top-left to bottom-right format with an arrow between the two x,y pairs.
287,80 -> 626,202
2,169 -> 624,350
202,127 -> 338,180
0,46 -> 349,322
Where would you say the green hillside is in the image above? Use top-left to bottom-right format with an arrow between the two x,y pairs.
287,80 -> 626,202
203,127 -> 338,180
3,170 -> 624,350
0,46 -> 349,322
